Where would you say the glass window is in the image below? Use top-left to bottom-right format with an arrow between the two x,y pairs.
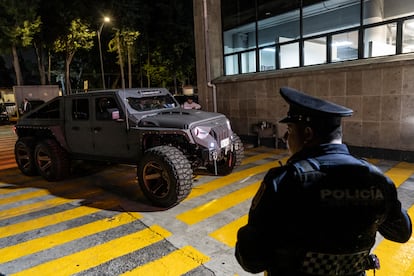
331,31 -> 358,61
72,99 -> 89,120
279,42 -> 299,69
221,0 -> 414,76
26,99 -> 60,119
303,0 -> 360,37
224,54 -> 239,75
364,23 -> 397,58
223,23 -> 256,55
241,50 -> 256,73
95,96 -> 120,121
257,2 -> 300,48
403,19 -> 414,53
260,47 -> 276,71
304,37 -> 326,65
222,0 -> 256,55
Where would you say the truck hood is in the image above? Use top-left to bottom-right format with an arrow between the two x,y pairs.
137,108 -> 227,129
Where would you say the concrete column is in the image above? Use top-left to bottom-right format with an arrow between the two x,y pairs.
193,0 -> 223,112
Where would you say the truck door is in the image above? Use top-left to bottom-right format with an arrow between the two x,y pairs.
65,97 -> 93,154
91,95 -> 131,159
65,98 -> 94,155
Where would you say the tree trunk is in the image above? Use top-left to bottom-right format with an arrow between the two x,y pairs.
117,35 -> 125,89
128,45 -> 132,88
65,51 -> 74,94
11,44 -> 23,85
34,42 -> 47,85
48,51 -> 51,84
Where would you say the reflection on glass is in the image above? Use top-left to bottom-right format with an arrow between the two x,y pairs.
403,19 -> 414,53
304,37 -> 326,65
225,55 -> 238,75
331,31 -> 358,61
260,47 -> 275,71
364,23 -> 397,58
241,50 -> 256,73
223,23 -> 256,55
280,42 -> 299,69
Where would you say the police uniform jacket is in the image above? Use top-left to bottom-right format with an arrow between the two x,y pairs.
235,143 -> 412,276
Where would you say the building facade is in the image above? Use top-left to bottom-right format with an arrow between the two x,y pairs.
193,0 -> 414,160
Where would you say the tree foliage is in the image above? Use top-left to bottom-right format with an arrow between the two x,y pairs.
0,0 -> 195,92
108,29 -> 140,89
0,0 -> 40,85
53,18 -> 96,94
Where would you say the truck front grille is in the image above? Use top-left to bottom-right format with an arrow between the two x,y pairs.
210,124 -> 230,144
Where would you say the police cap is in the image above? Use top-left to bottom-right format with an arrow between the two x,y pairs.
279,87 -> 353,125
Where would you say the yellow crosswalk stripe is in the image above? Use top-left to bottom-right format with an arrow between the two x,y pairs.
10,225 -> 171,276
384,162 -> 414,188
178,181 -> 260,225
210,214 -> 248,247
0,200 -> 119,239
0,189 -> 102,221
1,211 -> 142,263
121,245 -> 210,276
241,152 -> 283,165
0,189 -> 52,205
187,157 -> 288,200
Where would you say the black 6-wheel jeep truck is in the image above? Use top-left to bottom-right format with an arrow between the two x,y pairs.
14,88 -> 244,207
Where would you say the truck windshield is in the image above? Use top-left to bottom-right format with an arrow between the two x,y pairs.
127,95 -> 178,111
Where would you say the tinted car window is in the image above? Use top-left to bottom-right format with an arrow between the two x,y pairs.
95,96 -> 122,120
26,99 -> 61,119
72,99 -> 89,120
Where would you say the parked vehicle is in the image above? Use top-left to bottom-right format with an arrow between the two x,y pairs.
13,88 -> 244,207
0,103 -> 9,124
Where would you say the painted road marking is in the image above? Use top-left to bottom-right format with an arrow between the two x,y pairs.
1,212 -> 142,263
177,181 -> 260,225
384,162 -> 414,188
209,214 -> 248,247
121,245 -> 210,276
0,188 -> 103,221
187,157 -> 288,200
0,200 -> 119,239
10,225 -> 171,276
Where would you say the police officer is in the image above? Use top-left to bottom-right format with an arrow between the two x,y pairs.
235,87 -> 412,276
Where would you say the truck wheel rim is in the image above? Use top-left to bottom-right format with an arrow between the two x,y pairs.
142,161 -> 170,198
16,144 -> 31,169
36,148 -> 52,173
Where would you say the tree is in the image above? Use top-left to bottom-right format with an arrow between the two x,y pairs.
0,0 -> 41,86
53,18 -> 95,94
108,29 -> 140,89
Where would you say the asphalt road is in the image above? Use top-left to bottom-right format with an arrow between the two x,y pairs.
0,124 -> 414,276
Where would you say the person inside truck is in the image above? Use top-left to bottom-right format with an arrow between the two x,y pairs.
96,97 -> 111,120
182,96 -> 201,110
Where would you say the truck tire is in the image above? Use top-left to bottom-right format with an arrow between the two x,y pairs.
15,137 -> 38,176
232,133 -> 245,167
34,139 -> 70,181
206,133 -> 244,176
137,146 -> 193,208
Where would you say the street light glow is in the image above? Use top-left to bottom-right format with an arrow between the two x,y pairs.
97,16 -> 111,89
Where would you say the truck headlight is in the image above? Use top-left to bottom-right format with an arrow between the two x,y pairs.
193,126 -> 210,139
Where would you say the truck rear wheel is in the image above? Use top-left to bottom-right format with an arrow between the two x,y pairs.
34,139 -> 70,181
206,133 -> 244,176
137,146 -> 192,208
15,137 -> 38,176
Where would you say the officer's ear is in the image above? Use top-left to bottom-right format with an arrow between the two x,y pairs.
303,126 -> 314,144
